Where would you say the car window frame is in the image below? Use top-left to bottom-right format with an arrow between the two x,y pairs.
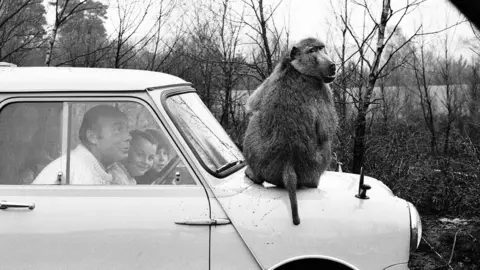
0,92 -> 202,187
158,87 -> 246,179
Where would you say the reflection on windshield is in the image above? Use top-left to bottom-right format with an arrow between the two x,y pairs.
166,93 -> 244,174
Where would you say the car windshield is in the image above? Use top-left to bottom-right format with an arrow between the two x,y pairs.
165,92 -> 244,175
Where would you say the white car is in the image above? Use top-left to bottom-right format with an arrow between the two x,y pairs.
0,66 -> 421,270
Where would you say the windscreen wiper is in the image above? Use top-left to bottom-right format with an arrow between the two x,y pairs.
215,160 -> 245,173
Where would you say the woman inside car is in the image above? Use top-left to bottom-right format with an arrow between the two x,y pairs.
109,129 -> 158,185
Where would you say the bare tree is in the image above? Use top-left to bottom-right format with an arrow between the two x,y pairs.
179,1 -> 222,109
45,0 -> 107,66
329,0 -> 351,124
410,37 -> 437,153
211,0 -> 245,126
465,60 -> 480,163
437,32 -> 466,154
242,0 -> 289,80
467,60 -> 480,118
328,0 -> 363,167
145,0 -> 183,71
340,0 -> 433,173
111,0 -> 155,68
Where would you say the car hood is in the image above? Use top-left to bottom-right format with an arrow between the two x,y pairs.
211,169 -> 410,270
211,169 -> 394,198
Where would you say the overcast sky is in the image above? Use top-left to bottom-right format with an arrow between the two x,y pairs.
45,0 -> 476,60
285,0 -> 469,40
282,0 -> 474,59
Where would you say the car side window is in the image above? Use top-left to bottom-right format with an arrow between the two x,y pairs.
0,102 -> 63,185
0,101 -> 196,186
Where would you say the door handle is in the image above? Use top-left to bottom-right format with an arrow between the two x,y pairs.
0,200 -> 35,210
175,218 -> 230,225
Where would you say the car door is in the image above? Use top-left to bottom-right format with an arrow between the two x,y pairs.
0,97 -> 210,270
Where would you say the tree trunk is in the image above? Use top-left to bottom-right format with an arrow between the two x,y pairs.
442,36 -> 452,155
352,104 -> 367,173
424,89 -> 437,153
258,0 -> 273,75
427,99 -> 437,153
414,45 -> 437,153
334,0 -> 349,165
220,86 -> 231,126
45,24 -> 59,66
429,115 -> 437,152
114,38 -> 121,68
444,120 -> 450,154
444,85 -> 452,155
351,0 -> 391,173
340,0 -> 348,122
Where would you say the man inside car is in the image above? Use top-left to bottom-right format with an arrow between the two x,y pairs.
33,105 -> 131,185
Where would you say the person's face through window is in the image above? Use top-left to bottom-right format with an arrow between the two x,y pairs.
124,137 -> 157,177
152,147 -> 169,173
94,115 -> 131,164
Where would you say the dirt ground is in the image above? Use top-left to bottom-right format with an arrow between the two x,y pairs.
409,215 -> 480,270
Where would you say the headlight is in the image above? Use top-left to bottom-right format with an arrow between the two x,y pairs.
407,202 -> 422,252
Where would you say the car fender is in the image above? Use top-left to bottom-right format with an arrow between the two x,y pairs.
212,169 -> 411,270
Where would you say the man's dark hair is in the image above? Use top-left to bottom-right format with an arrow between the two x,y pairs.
79,105 -> 127,145
130,129 -> 158,147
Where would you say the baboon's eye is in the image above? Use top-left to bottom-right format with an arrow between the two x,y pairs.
308,46 -> 324,53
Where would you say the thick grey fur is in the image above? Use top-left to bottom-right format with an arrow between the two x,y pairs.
243,37 -> 339,225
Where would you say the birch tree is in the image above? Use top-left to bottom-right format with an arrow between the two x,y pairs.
341,0 -> 429,173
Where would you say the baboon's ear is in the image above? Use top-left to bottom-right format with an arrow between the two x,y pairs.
290,46 -> 299,59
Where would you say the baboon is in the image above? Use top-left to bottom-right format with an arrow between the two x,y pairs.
243,37 -> 338,225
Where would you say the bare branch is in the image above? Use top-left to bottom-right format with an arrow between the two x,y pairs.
418,20 -> 467,36
0,0 -> 33,30
378,26 -> 421,75
351,0 -> 377,25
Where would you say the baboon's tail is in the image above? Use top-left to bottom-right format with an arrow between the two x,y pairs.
283,162 -> 300,225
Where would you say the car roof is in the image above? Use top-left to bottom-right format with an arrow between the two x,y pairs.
0,67 -> 190,92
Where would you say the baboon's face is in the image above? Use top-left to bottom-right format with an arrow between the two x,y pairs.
291,38 -> 336,83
